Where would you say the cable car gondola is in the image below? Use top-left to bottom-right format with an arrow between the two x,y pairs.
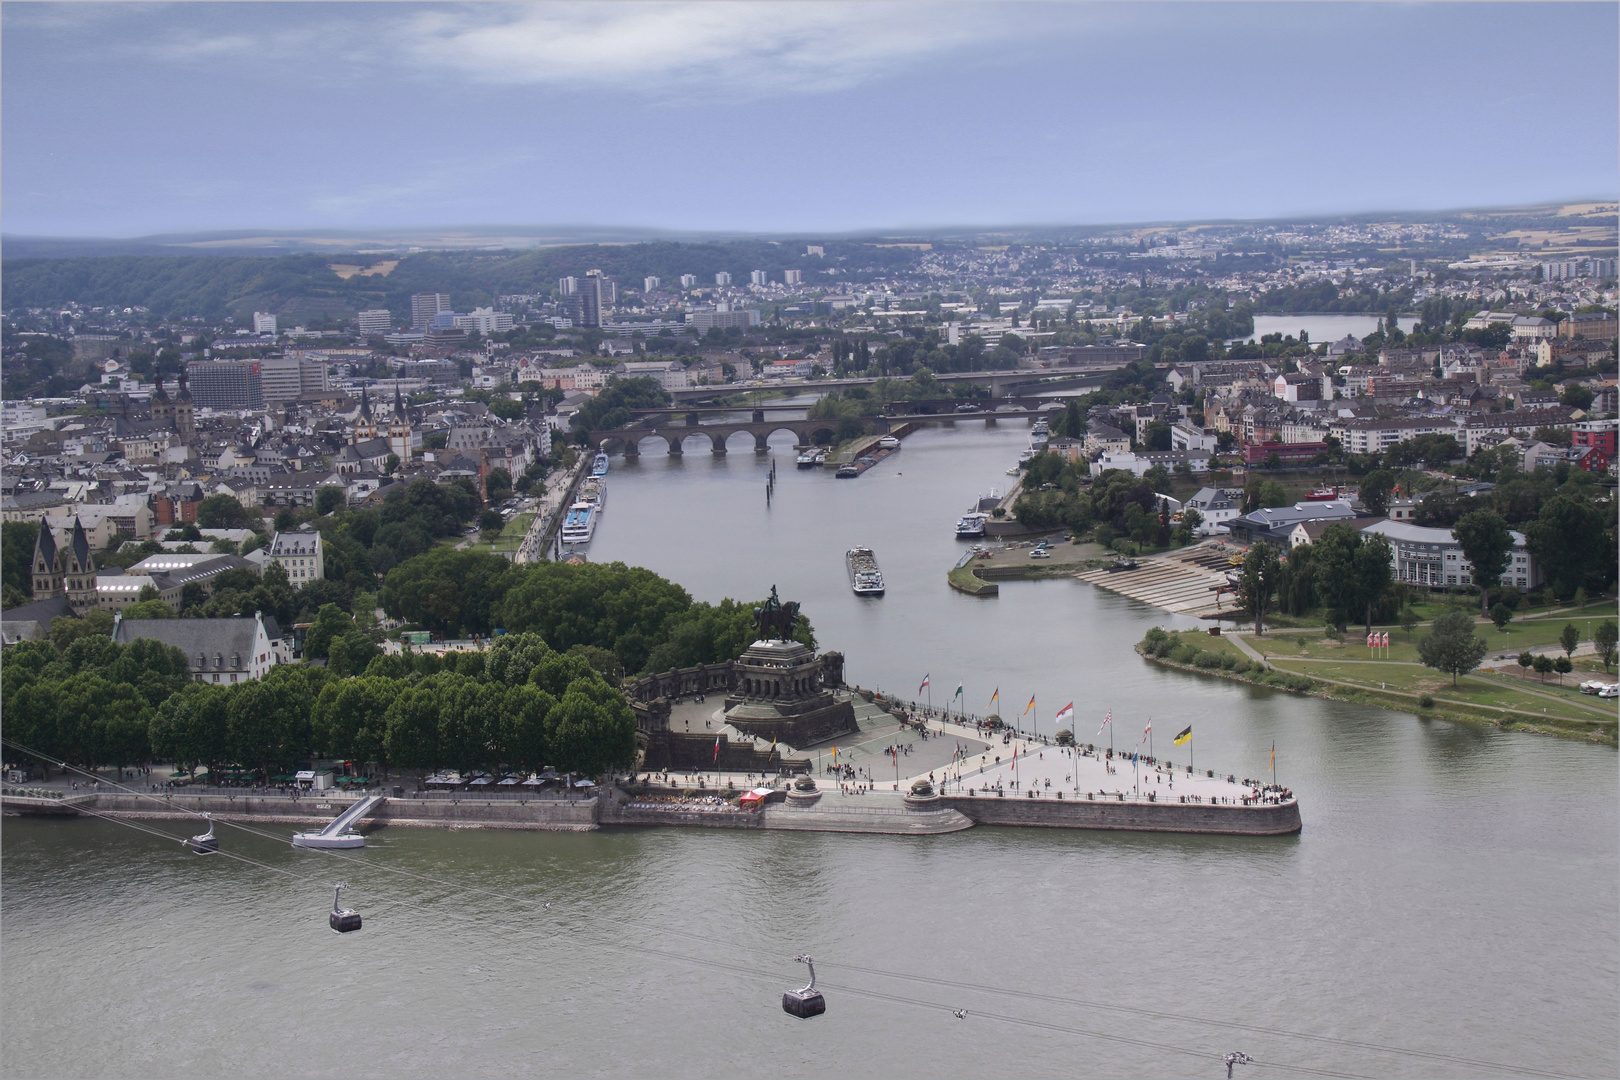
782,954 -> 825,1019
330,883 -> 362,933
186,814 -> 218,854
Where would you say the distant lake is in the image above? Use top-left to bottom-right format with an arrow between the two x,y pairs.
1241,313 -> 1416,345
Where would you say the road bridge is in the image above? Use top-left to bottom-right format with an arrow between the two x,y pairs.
667,363 -> 1122,403
626,397 -> 1068,424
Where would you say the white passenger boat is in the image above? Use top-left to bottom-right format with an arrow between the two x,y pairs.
877,435 -> 901,450
591,452 -> 610,477
561,500 -> 598,544
955,512 -> 988,539
579,476 -> 606,511
797,449 -> 818,468
846,547 -> 885,595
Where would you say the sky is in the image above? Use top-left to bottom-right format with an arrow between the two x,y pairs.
3,1 -> 1617,239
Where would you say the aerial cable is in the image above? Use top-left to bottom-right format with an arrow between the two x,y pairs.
6,740 -> 1558,1078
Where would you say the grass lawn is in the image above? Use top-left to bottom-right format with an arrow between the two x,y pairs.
1248,613 -> 1617,663
465,512 -> 535,555
1263,656 -> 1606,724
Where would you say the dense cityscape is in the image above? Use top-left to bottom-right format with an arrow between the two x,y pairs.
3,3 -> 1616,1078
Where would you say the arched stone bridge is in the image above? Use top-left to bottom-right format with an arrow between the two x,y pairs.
590,404 -> 1062,457
592,416 -> 890,456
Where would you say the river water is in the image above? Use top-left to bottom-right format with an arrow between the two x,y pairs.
4,424 -> 1616,1079
1245,314 -> 1416,344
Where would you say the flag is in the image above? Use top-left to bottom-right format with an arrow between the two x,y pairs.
832,745 -> 838,760
954,683 -> 964,699
1098,710 -> 1112,737
919,674 -> 930,694
1270,741 -> 1275,772
1381,631 -> 1389,648
1022,695 -> 1036,716
988,687 -> 1000,710
1055,702 -> 1074,726
713,735 -> 721,762
769,737 -> 777,755
1367,632 -> 1375,647
1173,725 -> 1192,746
1141,719 -> 1152,744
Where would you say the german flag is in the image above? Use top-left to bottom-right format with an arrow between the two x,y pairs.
1173,725 -> 1192,746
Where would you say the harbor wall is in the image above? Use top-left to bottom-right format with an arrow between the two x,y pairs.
8,789 -> 1301,838
938,793 -> 1302,835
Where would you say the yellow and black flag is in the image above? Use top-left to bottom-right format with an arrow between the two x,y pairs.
1173,725 -> 1192,746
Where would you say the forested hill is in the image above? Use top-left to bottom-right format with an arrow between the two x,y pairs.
0,241 -> 924,323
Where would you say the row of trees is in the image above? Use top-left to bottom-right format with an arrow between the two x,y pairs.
3,630 -> 637,781
377,547 -> 816,676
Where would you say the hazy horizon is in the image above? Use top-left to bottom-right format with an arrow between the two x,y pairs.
4,2 -> 1616,240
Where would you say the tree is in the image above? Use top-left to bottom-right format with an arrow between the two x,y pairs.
196,494 -> 255,530
1593,620 -> 1617,671
1559,623 -> 1580,659
1257,480 -> 1288,509
2,520 -> 40,601
1417,610 -> 1488,686
1526,495 -> 1611,599
1453,509 -> 1513,618
122,599 -> 177,619
1313,525 -> 1393,633
302,603 -> 353,660
1531,654 -> 1554,683
479,509 -> 505,536
1554,655 -> 1573,685
1400,606 -> 1420,636
1237,543 -> 1281,635
484,467 -> 513,503
316,485 -> 346,515
1518,650 -> 1534,671
1359,470 -> 1395,515
1489,603 -> 1513,630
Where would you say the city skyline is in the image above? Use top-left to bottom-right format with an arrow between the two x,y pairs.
3,1 -> 1617,239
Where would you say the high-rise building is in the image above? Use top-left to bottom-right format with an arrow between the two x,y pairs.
454,307 -> 515,335
644,276 -> 660,293
806,245 -> 824,257
715,271 -> 732,286
258,356 -> 330,403
784,269 -> 803,285
185,360 -> 264,410
253,312 -> 278,335
578,270 -> 613,328
410,293 -> 451,331
356,309 -> 393,335
750,270 -> 768,286
558,276 -> 579,296
680,274 -> 697,289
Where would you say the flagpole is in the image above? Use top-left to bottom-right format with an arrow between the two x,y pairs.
1149,717 -> 1153,762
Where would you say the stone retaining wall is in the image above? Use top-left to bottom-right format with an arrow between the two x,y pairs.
939,793 -> 1301,835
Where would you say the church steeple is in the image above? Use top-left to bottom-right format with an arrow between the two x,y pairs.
359,386 -> 372,421
393,382 -> 406,421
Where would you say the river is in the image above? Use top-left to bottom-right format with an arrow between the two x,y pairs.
3,424 -> 1615,1079
1245,314 -> 1416,345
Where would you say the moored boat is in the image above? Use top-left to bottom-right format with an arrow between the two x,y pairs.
955,511 -> 988,538
560,500 -> 597,544
591,452 -> 610,477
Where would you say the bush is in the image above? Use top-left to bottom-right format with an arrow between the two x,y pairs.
1168,643 -> 1199,664
1143,627 -> 1168,650
1193,652 -> 1223,669
1418,694 -> 1435,709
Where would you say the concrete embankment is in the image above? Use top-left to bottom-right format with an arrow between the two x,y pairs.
6,788 -> 1298,838
936,793 -> 1302,836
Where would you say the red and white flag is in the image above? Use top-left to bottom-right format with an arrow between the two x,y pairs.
1055,702 -> 1074,726
1367,632 -> 1375,648
1098,710 -> 1112,737
1380,631 -> 1389,648
1141,719 -> 1152,744
712,735 -> 721,762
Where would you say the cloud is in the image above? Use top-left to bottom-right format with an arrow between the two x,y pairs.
392,2 -> 1042,96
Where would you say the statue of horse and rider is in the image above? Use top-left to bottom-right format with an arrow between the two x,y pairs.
752,586 -> 802,643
